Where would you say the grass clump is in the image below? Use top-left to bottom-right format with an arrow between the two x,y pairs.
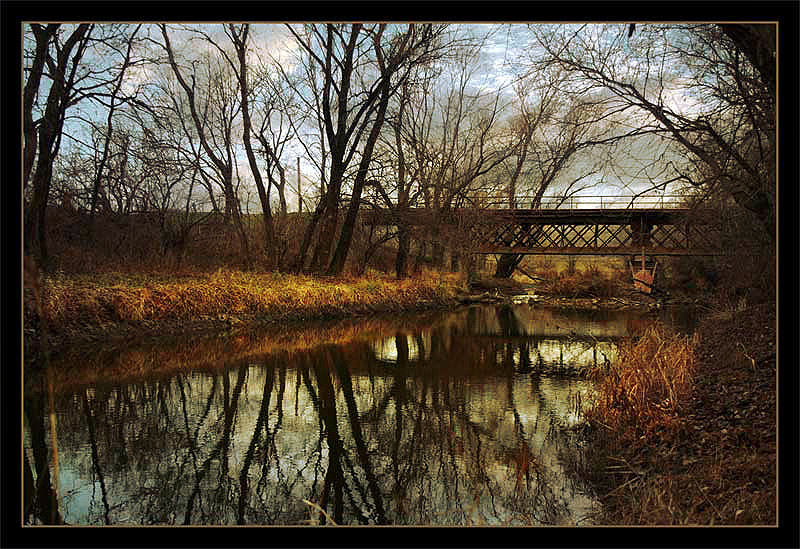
573,323 -> 703,525
587,323 -> 698,442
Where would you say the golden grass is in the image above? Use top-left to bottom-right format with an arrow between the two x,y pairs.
587,323 -> 698,442
40,269 -> 464,335
541,264 -> 625,298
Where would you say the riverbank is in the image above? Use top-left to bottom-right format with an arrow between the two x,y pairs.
464,274 -> 699,312
24,269 -> 466,351
25,269 -> 687,352
576,301 -> 776,525
25,267 -> 775,524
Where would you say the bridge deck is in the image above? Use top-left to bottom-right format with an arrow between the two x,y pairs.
361,207 -> 695,226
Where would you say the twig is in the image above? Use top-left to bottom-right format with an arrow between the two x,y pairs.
737,342 -> 756,371
302,499 -> 338,526
693,480 -> 724,522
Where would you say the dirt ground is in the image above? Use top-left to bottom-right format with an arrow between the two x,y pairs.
683,301 -> 777,524
588,301 -> 777,525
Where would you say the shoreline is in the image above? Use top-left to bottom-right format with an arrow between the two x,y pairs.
31,298 -> 464,352
25,271 -> 692,352
574,301 -> 776,525
24,270 -> 466,354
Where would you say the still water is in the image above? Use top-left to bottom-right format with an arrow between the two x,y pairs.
23,304 -> 696,526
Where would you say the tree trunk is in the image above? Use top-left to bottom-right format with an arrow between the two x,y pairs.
23,24 -> 92,268
24,390 -> 63,524
23,24 -> 59,189
395,225 -> 410,279
292,198 -> 326,273
494,253 -> 523,278
25,143 -> 55,266
310,197 -> 339,273
327,80 -> 391,276
231,24 -> 275,267
224,176 -> 251,269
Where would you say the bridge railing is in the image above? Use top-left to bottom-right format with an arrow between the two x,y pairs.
464,194 -> 689,210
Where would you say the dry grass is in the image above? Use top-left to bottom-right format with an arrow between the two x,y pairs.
587,323 -> 698,442
38,268 -> 464,339
541,264 -> 625,298
566,305 -> 776,526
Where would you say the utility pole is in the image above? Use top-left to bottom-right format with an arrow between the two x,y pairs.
297,156 -> 302,213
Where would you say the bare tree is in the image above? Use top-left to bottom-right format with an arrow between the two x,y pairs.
392,43 -> 517,270
391,80 -> 413,278
23,24 -> 59,190
211,24 -> 279,266
533,24 -> 775,240
24,24 -> 93,267
159,25 -> 252,267
87,24 -> 143,239
24,23 -> 155,267
286,24 -> 449,275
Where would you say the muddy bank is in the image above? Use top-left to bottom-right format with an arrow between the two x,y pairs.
25,296 -> 463,354
579,302 -> 776,525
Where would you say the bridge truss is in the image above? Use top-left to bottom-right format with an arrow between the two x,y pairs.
362,206 -> 722,256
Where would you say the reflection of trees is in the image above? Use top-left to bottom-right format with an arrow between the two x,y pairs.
30,307 -> 599,525
237,363 -> 273,524
23,375 -> 63,525
82,390 -> 111,524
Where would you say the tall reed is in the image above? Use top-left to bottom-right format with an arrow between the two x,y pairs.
587,323 -> 698,442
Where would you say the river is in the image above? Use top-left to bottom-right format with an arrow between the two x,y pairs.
23,303 -> 697,526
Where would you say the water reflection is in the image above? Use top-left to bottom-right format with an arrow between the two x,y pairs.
371,306 -> 627,375
23,304 -> 692,526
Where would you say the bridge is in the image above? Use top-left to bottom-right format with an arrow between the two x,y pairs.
361,195 -> 722,256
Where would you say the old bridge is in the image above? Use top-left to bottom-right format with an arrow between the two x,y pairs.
361,195 -> 721,256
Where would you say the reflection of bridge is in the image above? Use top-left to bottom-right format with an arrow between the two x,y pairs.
361,195 -> 721,256
370,332 -> 618,374
369,305 -> 636,372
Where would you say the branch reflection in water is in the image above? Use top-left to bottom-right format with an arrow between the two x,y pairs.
23,304 -> 697,525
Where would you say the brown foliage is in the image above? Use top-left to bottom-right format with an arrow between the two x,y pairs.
587,323 -> 698,442
541,263 -> 626,298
